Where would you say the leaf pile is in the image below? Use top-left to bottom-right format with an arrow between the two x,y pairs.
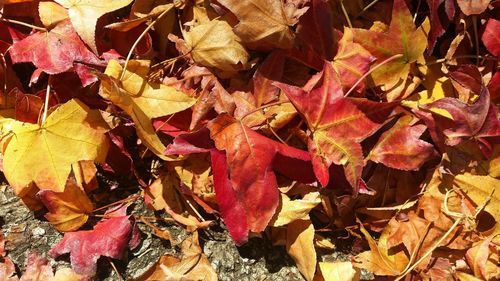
0,0 -> 499,280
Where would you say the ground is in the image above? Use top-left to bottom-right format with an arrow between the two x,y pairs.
1,184 -> 369,280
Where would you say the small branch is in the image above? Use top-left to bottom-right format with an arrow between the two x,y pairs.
239,100 -> 291,121
344,54 -> 403,97
0,18 -> 47,32
120,7 -> 173,80
339,0 -> 353,28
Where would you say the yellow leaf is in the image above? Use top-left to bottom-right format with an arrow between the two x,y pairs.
39,178 -> 93,232
286,219 -> 317,281
54,0 -> 134,53
354,222 -> 408,276
453,173 -> 500,235
270,192 -> 321,227
1,99 -> 109,195
38,2 -> 69,29
182,19 -> 249,72
99,60 -> 196,159
51,268 -> 86,281
316,261 -> 359,281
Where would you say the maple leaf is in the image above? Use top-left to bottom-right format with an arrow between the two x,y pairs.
269,192 -> 321,227
38,178 -> 93,232
179,19 -> 249,72
1,99 -> 109,195
9,20 -> 101,74
99,60 -> 196,159
38,1 -> 69,29
331,29 -> 375,93
49,211 -> 137,276
349,0 -> 427,97
275,62 -> 395,189
481,18 -> 500,57
54,0 -> 134,53
217,0 -> 308,50
368,115 -> 437,171
207,114 -> 315,244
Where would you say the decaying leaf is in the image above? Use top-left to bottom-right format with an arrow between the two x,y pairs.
286,219 -> 316,281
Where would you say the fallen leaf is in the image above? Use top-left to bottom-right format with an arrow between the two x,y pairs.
275,62 -> 395,189
38,1 -> 69,28
181,19 -> 249,72
286,219 -> 316,281
217,0 -> 307,49
349,0 -> 427,98
481,18 -> 500,57
9,20 -> 101,74
38,178 -> 93,232
270,192 -> 321,227
54,0 -> 134,53
207,114 -> 315,244
316,261 -> 359,281
99,60 -> 196,159
466,237 -> 500,280
354,222 -> 408,276
136,232 -> 217,281
368,115 -> 437,170
1,99 -> 109,195
49,213 -> 136,276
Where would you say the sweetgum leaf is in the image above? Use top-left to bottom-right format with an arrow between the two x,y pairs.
49,215 -> 135,276
349,0 -> 427,95
275,62 -> 395,189
207,114 -> 314,244
217,0 -> 307,50
38,178 -> 93,232
54,0 -> 134,53
1,99 -> 110,195
9,20 -> 101,74
368,115 -> 437,170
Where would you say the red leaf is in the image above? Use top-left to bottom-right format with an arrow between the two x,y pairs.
369,116 -> 437,170
49,215 -> 136,276
426,0 -> 455,53
9,20 -> 101,74
296,0 -> 336,60
275,62 -> 395,189
418,66 -> 499,149
206,114 -> 314,244
481,18 -> 500,57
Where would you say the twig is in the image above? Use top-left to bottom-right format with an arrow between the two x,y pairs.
344,54 -> 403,97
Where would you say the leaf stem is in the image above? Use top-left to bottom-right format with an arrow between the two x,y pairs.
0,18 -> 47,32
120,7 -> 173,81
344,54 -> 403,97
355,0 -> 381,19
41,76 -> 51,124
239,100 -> 291,121
339,0 -> 353,28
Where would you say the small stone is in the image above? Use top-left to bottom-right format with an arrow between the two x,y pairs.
31,227 -> 46,237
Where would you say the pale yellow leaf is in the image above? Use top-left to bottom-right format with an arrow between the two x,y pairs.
38,2 -> 69,29
182,19 -> 249,72
317,261 -> 359,281
270,192 -> 321,227
286,219 -> 317,281
55,0 -> 134,53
